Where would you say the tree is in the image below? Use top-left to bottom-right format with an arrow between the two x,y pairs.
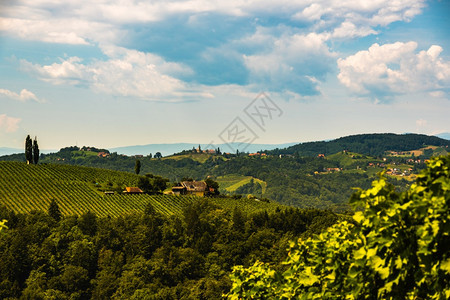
48,199 -> 62,222
228,155 -> 450,299
135,159 -> 141,175
33,136 -> 39,164
25,135 -> 32,164
78,211 -> 98,236
205,178 -> 219,195
138,174 -> 168,194
154,152 -> 162,159
148,153 -> 152,158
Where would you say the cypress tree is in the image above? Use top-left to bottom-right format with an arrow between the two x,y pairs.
33,137 -> 39,165
134,159 -> 141,175
135,159 -> 141,175
25,135 -> 33,164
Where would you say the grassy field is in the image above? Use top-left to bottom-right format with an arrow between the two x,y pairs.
163,153 -> 226,163
0,162 -> 279,217
326,151 -> 378,168
216,174 -> 267,194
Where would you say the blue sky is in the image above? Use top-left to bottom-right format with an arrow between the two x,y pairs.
0,0 -> 449,150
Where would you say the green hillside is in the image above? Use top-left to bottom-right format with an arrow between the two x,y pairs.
0,162 -> 279,217
271,133 -> 449,157
216,174 -> 267,194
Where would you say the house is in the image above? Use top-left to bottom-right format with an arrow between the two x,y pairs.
104,191 -> 115,195
172,181 -> 208,196
123,187 -> 144,194
98,152 -> 110,158
318,154 -> 325,158
172,186 -> 187,195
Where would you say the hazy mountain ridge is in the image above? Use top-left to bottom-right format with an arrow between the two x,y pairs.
1,133 -> 448,157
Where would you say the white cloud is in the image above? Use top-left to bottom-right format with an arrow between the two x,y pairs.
0,88 -> 45,103
337,42 -> 450,98
0,17 -> 119,45
0,0 -> 426,44
292,0 -> 425,38
331,22 -> 377,39
243,31 -> 335,94
20,46 -> 210,101
0,114 -> 21,133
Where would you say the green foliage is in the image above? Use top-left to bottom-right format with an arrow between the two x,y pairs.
137,174 -> 168,194
205,178 -> 220,195
0,219 -> 7,232
135,159 -> 141,175
48,199 -> 62,222
228,155 -> 450,299
25,135 -> 32,164
0,199 -> 338,299
33,136 -> 39,165
272,133 -> 449,157
0,162 -> 281,218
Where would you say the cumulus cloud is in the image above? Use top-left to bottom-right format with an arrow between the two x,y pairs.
20,46 -> 210,101
0,17 -> 119,45
243,31 -> 335,95
0,0 -> 426,45
0,114 -> 21,133
0,0 -> 428,99
337,42 -> 450,99
0,88 -> 45,103
292,0 -> 425,37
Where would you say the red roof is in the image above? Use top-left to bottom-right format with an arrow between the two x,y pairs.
125,187 -> 143,193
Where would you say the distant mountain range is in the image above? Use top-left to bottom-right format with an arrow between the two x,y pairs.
436,132 -> 450,140
1,132 -> 449,157
0,147 -> 56,157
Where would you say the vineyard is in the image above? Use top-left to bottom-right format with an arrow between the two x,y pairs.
0,162 -> 279,217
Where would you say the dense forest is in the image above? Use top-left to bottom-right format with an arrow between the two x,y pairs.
0,201 -> 338,299
269,133 -> 449,157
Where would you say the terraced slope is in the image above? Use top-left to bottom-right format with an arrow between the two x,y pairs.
0,162 -> 279,217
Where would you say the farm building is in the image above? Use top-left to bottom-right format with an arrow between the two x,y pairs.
172,181 -> 208,196
123,187 -> 144,194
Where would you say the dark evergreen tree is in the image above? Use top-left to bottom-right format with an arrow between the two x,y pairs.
33,137 -> 39,165
48,199 -> 61,222
78,211 -> 98,236
135,159 -> 141,175
232,207 -> 245,233
25,135 -> 32,164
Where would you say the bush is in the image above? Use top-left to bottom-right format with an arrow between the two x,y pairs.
228,155 -> 450,299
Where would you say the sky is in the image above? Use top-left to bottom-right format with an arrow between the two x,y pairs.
1,0 -> 449,150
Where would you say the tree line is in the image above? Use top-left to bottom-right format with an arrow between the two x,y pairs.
0,199 -> 338,299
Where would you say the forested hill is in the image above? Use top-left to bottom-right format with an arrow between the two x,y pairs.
269,133 -> 449,157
